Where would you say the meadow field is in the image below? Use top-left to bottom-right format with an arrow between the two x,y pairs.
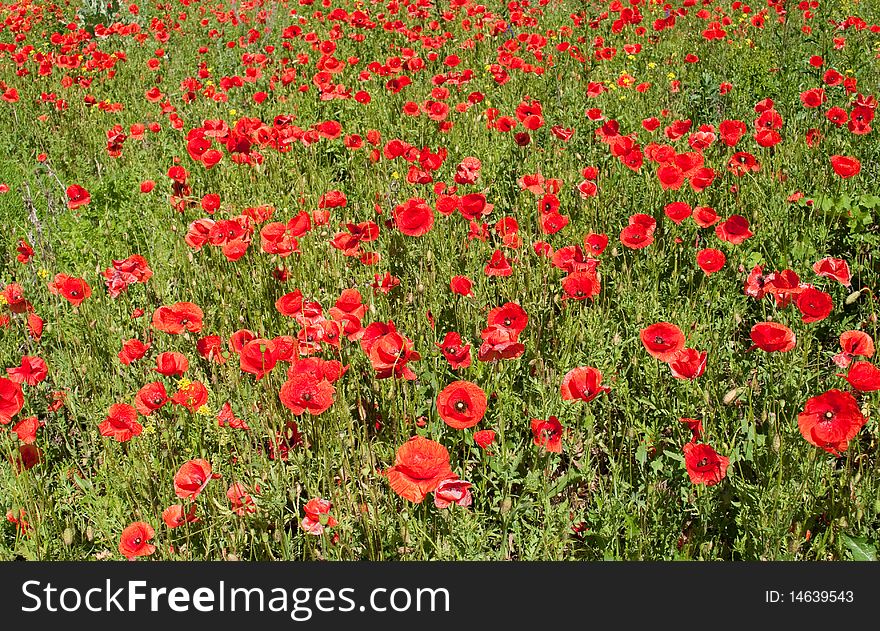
1,0 -> 880,561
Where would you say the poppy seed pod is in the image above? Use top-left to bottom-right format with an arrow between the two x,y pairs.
845,289 -> 865,305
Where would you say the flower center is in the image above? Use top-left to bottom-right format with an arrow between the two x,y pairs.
454,400 -> 467,412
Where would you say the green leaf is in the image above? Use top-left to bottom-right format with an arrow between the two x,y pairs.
841,533 -> 877,561
635,444 -> 648,467
666,451 -> 685,463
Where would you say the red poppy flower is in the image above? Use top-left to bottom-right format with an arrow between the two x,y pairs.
434,479 -> 473,509
162,504 -> 199,529
830,155 -> 860,178
799,88 -> 826,108
66,184 -> 91,209
12,444 -> 42,471
445,275 -> 473,298
174,459 -> 221,499
436,332 -> 471,370
477,324 -> 525,362
48,274 -> 92,306
27,313 -> 43,341
843,361 -> 880,392
488,302 -> 529,334
797,389 -> 866,455
561,270 -> 601,301
576,180 -> 597,199
155,351 -> 189,376
750,322 -> 796,352
385,436 -> 455,503
0,378 -> 24,425
696,248 -> 726,275
279,373 -> 335,415
668,348 -> 708,379
742,265 -> 769,299
437,381 -> 487,429
484,249 -> 513,276
216,401 -> 249,430
640,322 -> 685,361
719,119 -> 747,146
301,498 -> 338,535
226,482 -> 257,516
6,509 -> 30,533
679,417 -> 703,441
229,329 -> 257,353
531,416 -> 564,453
99,403 -> 143,442
372,272 -> 401,294
135,381 -> 169,416
664,202 -> 692,224
715,215 -> 753,244
683,442 -> 729,486
812,257 -> 851,286
460,192 -> 490,220
584,232 -> 609,256
657,164 -> 685,190
152,302 -> 204,334
840,330 -> 875,359
795,287 -> 833,323
473,429 -> 496,450
620,223 -> 654,249
3,282 -> 30,313
118,339 -> 151,365
393,197 -> 434,236
239,338 -> 278,380
11,416 -> 42,444
693,206 -> 719,228
560,366 -> 610,403
170,381 -> 208,411
118,522 -> 156,560
288,357 -> 347,384
361,322 -> 421,380
764,269 -> 804,307
6,356 -> 48,386
196,334 -> 226,363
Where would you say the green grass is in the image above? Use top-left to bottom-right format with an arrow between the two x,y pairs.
1,0 -> 880,560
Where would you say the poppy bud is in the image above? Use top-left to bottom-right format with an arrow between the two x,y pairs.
723,387 -> 743,406
62,527 -> 75,546
845,289 -> 864,305
86,525 -> 94,541
500,497 -> 512,514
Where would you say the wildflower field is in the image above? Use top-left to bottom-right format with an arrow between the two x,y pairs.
2,0 -> 880,561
